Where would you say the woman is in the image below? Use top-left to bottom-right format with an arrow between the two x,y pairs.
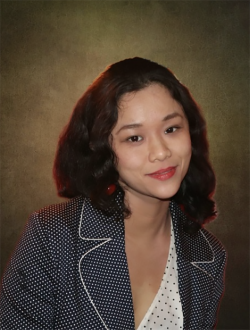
0,57 -> 226,329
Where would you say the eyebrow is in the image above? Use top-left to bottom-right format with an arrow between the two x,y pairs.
116,112 -> 183,134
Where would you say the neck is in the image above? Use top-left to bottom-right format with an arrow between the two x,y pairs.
124,191 -> 171,242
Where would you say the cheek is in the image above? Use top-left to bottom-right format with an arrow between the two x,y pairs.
179,136 -> 192,168
115,151 -> 147,184
116,154 -> 141,175
116,147 -> 145,169
183,132 -> 192,154
185,140 -> 192,160
184,141 -> 192,173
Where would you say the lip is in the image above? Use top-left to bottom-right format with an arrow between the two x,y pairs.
146,166 -> 177,181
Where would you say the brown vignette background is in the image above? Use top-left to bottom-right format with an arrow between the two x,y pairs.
0,1 -> 249,329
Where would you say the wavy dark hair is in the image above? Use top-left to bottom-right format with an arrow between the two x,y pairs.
53,57 -> 216,226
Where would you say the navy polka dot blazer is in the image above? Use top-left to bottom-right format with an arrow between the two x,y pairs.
0,195 -> 226,329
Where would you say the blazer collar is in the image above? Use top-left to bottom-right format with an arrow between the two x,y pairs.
78,195 -> 215,330
79,197 -> 214,278
78,193 -> 134,330
170,202 -> 216,329
79,196 -> 215,265
170,201 -> 214,264
79,193 -> 124,241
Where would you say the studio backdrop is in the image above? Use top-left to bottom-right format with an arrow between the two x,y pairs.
1,1 -> 249,329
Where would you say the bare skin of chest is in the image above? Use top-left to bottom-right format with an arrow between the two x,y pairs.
125,239 -> 170,329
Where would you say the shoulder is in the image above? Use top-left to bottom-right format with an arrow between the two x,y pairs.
8,196 -> 87,272
23,196 -> 86,249
31,195 -> 85,228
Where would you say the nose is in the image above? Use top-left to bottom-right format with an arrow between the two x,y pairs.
148,136 -> 171,162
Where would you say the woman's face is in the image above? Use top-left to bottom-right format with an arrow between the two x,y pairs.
111,83 -> 192,202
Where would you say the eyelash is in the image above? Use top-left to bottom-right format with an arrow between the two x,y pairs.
126,126 -> 180,142
165,126 -> 180,134
127,136 -> 143,142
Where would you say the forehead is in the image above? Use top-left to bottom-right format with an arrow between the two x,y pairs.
117,83 -> 184,121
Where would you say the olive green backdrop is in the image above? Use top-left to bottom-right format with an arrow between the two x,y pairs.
1,1 -> 249,329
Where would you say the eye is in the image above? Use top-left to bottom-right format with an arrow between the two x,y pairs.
165,126 -> 179,134
127,135 -> 143,142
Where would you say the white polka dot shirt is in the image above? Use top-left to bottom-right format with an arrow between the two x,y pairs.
137,218 -> 183,330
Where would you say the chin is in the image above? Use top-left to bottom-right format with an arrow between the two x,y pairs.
150,186 -> 180,200
121,180 -> 181,201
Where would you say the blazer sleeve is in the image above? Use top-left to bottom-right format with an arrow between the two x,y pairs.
205,247 -> 227,329
0,212 -> 57,329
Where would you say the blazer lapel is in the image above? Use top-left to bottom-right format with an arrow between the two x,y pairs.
78,197 -> 216,329
78,196 -> 135,330
170,201 -> 215,329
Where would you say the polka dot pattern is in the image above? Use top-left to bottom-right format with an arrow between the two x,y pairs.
0,194 -> 227,329
137,218 -> 183,330
169,202 -> 227,329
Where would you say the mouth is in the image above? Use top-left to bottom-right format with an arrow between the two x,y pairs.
146,167 -> 177,181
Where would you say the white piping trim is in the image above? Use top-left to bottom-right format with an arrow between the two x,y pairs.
79,239 -> 111,330
78,198 -> 111,329
190,230 -> 215,280
78,198 -> 111,241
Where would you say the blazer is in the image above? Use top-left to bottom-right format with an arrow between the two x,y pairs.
0,194 -> 227,330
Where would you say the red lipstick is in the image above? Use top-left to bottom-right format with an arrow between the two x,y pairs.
146,167 -> 176,181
